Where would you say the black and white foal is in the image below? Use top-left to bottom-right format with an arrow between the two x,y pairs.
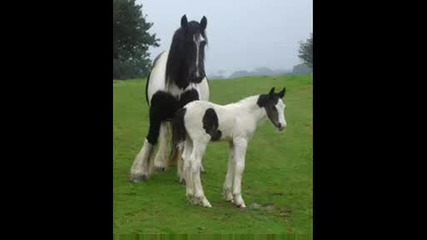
172,87 -> 287,208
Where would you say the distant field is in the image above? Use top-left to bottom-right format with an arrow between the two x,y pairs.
113,75 -> 312,235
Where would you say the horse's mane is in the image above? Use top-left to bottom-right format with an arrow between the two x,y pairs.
166,21 -> 208,89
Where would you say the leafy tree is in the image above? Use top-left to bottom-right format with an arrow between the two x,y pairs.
113,0 -> 160,79
298,33 -> 313,68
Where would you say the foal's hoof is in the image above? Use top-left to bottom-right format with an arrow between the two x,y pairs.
190,196 -> 212,208
223,189 -> 234,202
237,203 -> 246,208
179,178 -> 186,185
224,196 -> 234,203
128,173 -> 148,183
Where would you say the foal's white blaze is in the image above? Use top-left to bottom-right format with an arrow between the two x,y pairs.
276,99 -> 287,131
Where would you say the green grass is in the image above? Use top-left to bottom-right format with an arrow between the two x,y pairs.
113,75 -> 312,235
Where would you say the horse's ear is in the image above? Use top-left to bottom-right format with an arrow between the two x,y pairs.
278,87 -> 286,98
200,16 -> 207,31
268,87 -> 275,98
181,14 -> 188,29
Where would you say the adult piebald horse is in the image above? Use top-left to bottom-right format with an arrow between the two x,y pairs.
129,15 -> 209,182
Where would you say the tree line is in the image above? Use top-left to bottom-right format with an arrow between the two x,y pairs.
113,0 -> 159,80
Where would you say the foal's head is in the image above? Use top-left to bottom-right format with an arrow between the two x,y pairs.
257,87 -> 287,131
167,15 -> 208,88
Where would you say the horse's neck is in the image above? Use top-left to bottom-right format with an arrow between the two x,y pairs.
229,95 -> 266,123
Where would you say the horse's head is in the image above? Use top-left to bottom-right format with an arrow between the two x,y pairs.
167,15 -> 208,88
179,14 -> 207,83
258,87 -> 287,132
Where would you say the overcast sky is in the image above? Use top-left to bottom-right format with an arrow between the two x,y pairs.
136,0 -> 312,76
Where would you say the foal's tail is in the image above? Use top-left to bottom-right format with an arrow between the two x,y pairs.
169,108 -> 187,165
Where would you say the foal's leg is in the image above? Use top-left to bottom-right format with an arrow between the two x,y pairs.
232,138 -> 248,208
223,140 -> 235,202
190,141 -> 211,207
182,138 -> 195,199
153,122 -> 170,172
179,137 -> 192,184
176,151 -> 184,183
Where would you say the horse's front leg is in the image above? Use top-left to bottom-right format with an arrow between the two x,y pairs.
128,119 -> 160,182
153,122 -> 170,172
232,137 -> 248,208
129,96 -> 165,182
129,139 -> 155,182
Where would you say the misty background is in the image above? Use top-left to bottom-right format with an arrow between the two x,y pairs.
137,0 -> 312,79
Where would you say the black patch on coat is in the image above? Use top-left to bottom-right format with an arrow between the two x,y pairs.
202,108 -> 222,141
146,91 -> 179,144
146,88 -> 200,145
179,89 -> 199,108
172,108 -> 187,147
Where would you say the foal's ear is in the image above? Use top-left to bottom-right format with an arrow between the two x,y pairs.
278,87 -> 286,98
200,16 -> 207,31
181,14 -> 188,29
268,87 -> 275,97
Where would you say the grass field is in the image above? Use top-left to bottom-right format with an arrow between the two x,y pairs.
113,75 -> 312,235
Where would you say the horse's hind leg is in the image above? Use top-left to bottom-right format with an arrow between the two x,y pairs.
153,122 -> 170,172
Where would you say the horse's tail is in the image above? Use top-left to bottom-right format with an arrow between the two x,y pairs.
169,107 -> 187,165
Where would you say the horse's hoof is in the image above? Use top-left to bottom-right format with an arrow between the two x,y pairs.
128,174 -> 148,183
179,179 -> 186,185
202,199 -> 212,208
